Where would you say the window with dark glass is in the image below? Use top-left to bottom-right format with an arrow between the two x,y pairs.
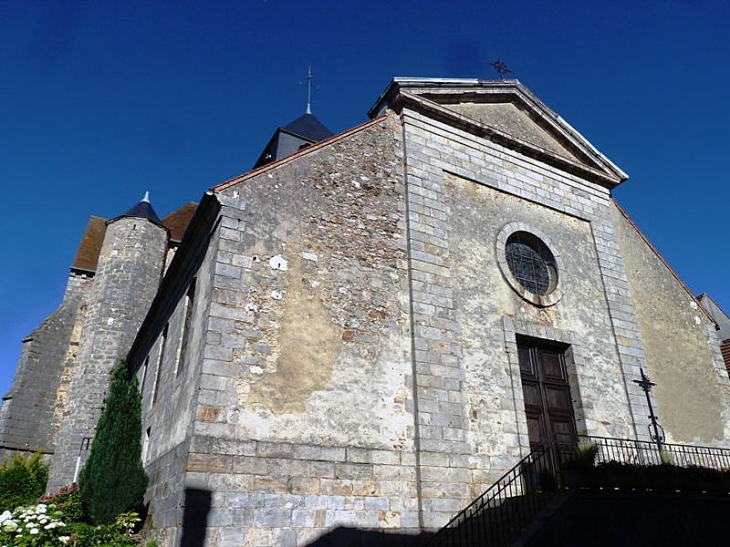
505,231 -> 558,296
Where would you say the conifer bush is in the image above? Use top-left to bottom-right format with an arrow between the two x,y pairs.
0,452 -> 48,511
78,362 -> 147,525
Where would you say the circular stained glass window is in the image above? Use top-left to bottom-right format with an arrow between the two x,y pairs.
505,231 -> 558,296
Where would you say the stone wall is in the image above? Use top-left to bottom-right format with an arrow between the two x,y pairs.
447,174 -> 632,442
48,217 -> 168,492
138,220 -> 219,542
612,202 -> 730,445
398,107 -> 645,527
143,439 -> 191,546
132,93 -> 730,544
184,115 -> 416,545
0,272 -> 91,462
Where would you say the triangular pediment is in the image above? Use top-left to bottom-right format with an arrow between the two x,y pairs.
369,78 -> 627,188
446,101 -> 581,163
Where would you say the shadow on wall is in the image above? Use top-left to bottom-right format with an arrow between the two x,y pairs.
180,488 -> 211,547
176,491 -> 433,547
305,527 -> 433,547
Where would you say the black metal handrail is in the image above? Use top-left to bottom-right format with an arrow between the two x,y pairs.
424,436 -> 564,547
577,435 -> 730,469
424,435 -> 730,547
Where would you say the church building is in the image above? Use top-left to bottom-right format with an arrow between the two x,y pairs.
1,77 -> 729,546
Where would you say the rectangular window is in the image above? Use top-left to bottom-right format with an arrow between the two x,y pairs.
140,355 -> 150,393
142,427 -> 151,463
152,323 -> 168,405
175,279 -> 196,376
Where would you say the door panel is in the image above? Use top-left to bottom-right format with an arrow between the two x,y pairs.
518,340 -> 577,453
522,382 -> 543,408
518,347 -> 534,375
544,385 -> 571,411
540,351 -> 565,381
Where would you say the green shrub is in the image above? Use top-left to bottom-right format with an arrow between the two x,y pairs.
41,484 -> 84,522
78,362 -> 148,525
111,511 -> 141,535
65,521 -> 135,547
0,453 -> 48,511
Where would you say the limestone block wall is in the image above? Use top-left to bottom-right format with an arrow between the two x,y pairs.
612,202 -> 730,445
0,272 -> 91,462
447,176 -> 631,437
48,217 -> 168,492
185,116 -> 416,546
139,223 -> 219,539
399,107 -> 647,527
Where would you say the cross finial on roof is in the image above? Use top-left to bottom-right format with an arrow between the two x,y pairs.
490,59 -> 512,80
142,191 -> 150,203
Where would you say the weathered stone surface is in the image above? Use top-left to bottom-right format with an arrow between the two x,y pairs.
612,202 -> 730,444
47,216 -> 168,492
0,272 -> 91,462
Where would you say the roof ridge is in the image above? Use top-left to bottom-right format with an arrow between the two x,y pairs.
213,115 -> 386,193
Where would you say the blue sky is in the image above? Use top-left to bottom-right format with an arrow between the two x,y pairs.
1,0 -> 729,396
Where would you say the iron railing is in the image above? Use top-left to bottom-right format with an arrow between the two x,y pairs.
577,435 -> 730,469
425,436 -> 564,547
424,435 -> 730,547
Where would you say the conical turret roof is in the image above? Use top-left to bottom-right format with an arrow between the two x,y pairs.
109,192 -> 164,227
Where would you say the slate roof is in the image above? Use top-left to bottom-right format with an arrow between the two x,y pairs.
113,197 -> 163,227
281,113 -> 333,141
216,116 -> 385,193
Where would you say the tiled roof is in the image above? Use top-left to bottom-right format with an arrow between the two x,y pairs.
162,202 -> 198,242
71,216 -> 107,272
70,203 -> 198,273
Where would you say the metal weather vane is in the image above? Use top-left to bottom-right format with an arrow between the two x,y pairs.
490,59 -> 512,79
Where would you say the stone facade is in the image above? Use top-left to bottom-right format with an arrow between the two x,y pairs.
47,215 -> 168,492
612,203 -> 730,444
3,78 -> 730,545
0,272 -> 91,463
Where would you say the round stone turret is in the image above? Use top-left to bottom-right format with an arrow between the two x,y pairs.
47,194 -> 169,492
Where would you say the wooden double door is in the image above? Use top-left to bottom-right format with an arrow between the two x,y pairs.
518,338 -> 577,454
